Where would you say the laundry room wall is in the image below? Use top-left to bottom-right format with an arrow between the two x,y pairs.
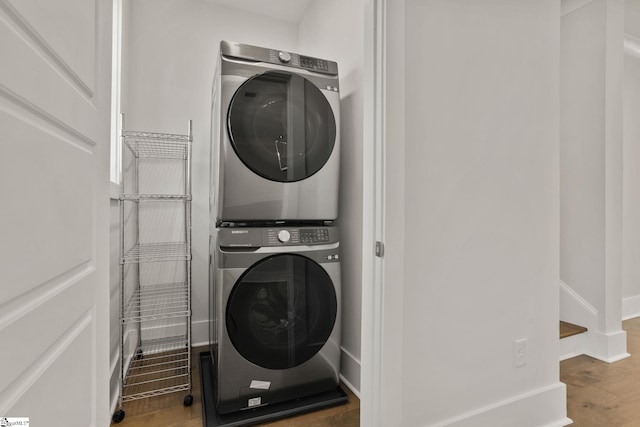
118,0 -> 298,351
297,0 -> 366,395
623,2 -> 640,319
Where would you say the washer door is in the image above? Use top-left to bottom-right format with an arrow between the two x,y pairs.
227,71 -> 337,183
226,253 -> 337,370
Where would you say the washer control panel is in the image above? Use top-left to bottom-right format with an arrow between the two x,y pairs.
265,227 -> 334,246
268,50 -> 332,73
218,226 -> 338,247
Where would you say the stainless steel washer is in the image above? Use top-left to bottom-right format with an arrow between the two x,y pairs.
209,226 -> 341,414
211,41 -> 340,223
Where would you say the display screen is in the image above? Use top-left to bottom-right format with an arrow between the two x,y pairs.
300,55 -> 329,72
300,229 -> 329,244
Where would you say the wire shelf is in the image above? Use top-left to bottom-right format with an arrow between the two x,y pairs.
123,282 -> 190,324
120,193 -> 191,201
139,335 -> 189,353
122,242 -> 190,264
123,130 -> 191,159
122,346 -> 190,402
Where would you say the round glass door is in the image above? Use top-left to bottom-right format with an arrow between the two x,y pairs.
226,254 -> 337,370
227,71 -> 336,183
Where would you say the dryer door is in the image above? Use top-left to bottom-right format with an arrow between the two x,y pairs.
226,253 -> 337,370
227,71 -> 337,183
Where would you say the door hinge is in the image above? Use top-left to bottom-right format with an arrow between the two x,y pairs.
375,241 -> 385,257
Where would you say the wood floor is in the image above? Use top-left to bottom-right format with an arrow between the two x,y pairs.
562,317 -> 640,426
110,346 -> 360,427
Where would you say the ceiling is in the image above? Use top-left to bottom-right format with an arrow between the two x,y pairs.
203,0 -> 314,24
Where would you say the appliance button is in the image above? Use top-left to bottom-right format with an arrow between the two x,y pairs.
278,51 -> 291,63
277,229 -> 291,243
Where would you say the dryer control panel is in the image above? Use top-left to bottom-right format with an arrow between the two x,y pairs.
221,40 -> 339,76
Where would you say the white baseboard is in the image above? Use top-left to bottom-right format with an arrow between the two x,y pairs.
109,351 -> 120,416
560,332 -> 589,361
622,295 -> 640,320
110,332 -> 137,417
590,330 -> 630,363
192,318 -> 210,347
122,318 -> 208,348
436,382 -> 570,427
339,347 -> 361,398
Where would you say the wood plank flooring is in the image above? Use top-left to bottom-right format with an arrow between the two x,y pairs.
561,317 -> 640,426
111,346 -> 360,427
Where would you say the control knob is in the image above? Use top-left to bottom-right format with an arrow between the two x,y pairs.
278,51 -> 291,63
277,229 -> 291,243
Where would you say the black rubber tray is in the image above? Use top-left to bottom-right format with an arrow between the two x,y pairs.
200,352 -> 348,427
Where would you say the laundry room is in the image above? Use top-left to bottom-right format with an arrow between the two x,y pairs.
109,0 -> 365,422
10,1 -> 632,426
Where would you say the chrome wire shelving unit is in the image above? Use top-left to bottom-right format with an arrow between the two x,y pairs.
113,115 -> 193,424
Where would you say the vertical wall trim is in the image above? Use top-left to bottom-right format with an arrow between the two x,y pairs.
603,0 -> 625,335
361,0 -> 385,425
110,0 -> 122,185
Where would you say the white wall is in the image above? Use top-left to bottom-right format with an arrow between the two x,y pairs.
622,0 -> 640,318
379,0 -> 568,425
560,0 -> 628,361
298,0 -> 365,395
121,0 -> 299,348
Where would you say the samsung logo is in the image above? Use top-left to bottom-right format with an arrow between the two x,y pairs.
231,230 -> 249,234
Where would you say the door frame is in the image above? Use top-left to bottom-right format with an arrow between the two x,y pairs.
361,0 -> 387,425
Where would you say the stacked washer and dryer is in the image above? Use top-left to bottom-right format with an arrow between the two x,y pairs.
209,41 -> 343,417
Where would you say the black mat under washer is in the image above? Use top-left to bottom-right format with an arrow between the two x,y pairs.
200,352 -> 349,427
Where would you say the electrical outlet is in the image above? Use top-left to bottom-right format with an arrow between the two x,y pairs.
514,338 -> 527,368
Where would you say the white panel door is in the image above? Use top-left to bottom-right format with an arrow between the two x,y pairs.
0,0 -> 112,426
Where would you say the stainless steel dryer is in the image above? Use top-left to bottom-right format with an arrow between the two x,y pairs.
211,41 -> 340,224
209,226 -> 341,414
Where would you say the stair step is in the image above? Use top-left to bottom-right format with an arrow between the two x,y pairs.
560,321 -> 587,339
